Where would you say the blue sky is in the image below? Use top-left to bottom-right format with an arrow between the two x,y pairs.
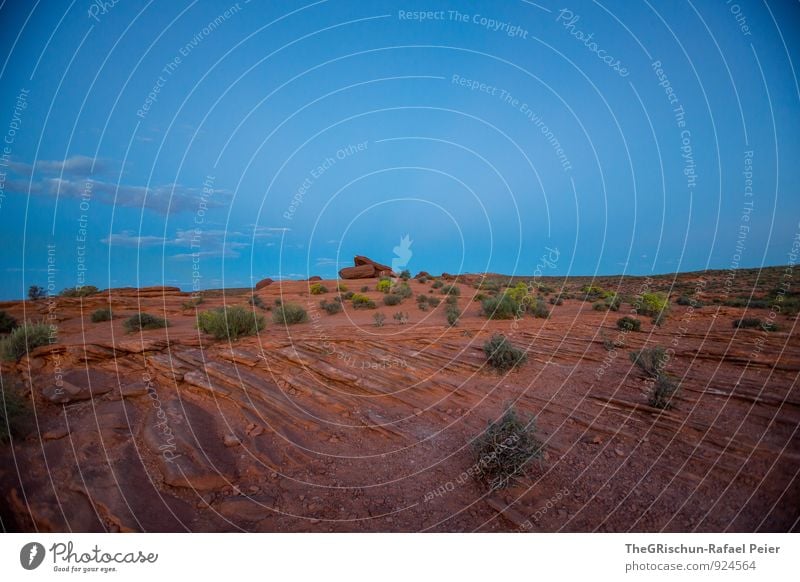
0,0 -> 798,298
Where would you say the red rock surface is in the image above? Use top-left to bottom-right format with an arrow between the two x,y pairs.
1,268 -> 798,532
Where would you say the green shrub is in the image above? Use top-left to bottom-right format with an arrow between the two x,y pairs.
440,284 -> 460,296
0,385 -> 27,444
616,316 -> 641,332
0,311 -> 18,334
649,374 -> 680,409
418,276 -> 428,284
28,285 -> 46,301
360,286 -> 369,292
481,294 -> 521,320
393,282 -> 413,299
630,346 -> 668,378
506,282 -> 530,303
272,303 -> 308,325
123,313 -> 168,332
393,311 -> 409,324
483,334 -> 527,371
352,294 -> 376,309
445,295 -> 458,306
1,322 -> 54,361
248,295 -> 265,309
638,292 -> 669,317
337,283 -> 348,292
320,299 -> 343,315
309,283 -> 328,295
340,291 -> 355,300
472,408 -> 544,490
373,313 -> 385,327
427,296 -> 441,307
91,308 -> 112,323
549,296 -> 564,306
399,269 -> 411,280
376,279 -> 391,293
530,299 -> 550,319
581,285 -> 606,301
383,293 -> 402,306
676,295 -> 703,307
198,306 -> 265,340
445,305 -> 459,326
59,285 -> 99,298
431,280 -> 444,289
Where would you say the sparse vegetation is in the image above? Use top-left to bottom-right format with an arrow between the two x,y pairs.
677,295 -> 704,307
376,279 -> 392,293
383,293 -> 402,306
91,308 -> 113,323
183,296 -> 205,309
638,292 -> 669,316
445,305 -> 460,326
440,284 -> 460,296
337,283 -> 348,293
529,298 -> 550,319
427,296 -> 441,307
393,282 -> 413,299
352,294 -> 377,309
630,346 -> 668,378
272,303 -> 309,325
59,285 -> 99,298
373,313 -> 385,327
733,317 -> 779,331
399,269 -> 411,280
1,322 -> 54,361
248,295 -> 265,309
0,311 -> 18,334
320,298 -> 343,315
309,283 -> 328,295
28,285 -> 46,301
432,280 -> 444,289
616,316 -> 641,332
416,295 -> 429,311
198,306 -> 265,340
649,374 -> 680,409
360,286 -> 369,292
472,407 -> 544,490
483,334 -> 527,372
123,312 -> 168,332
340,291 -> 355,300
393,311 -> 409,324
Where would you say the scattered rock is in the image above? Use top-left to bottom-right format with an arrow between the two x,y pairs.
224,434 -> 240,448
41,370 -> 115,404
255,278 -> 274,290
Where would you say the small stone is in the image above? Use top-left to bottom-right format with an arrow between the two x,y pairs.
250,426 -> 264,437
591,435 -> 603,445
224,434 -> 240,447
615,447 -> 625,457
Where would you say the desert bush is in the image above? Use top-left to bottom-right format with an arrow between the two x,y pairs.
376,279 -> 392,293
59,285 -> 99,298
340,291 -> 355,300
549,296 -> 564,306
648,374 -> 680,409
483,334 -> 527,371
440,284 -> 460,296
616,316 -> 641,332
91,308 -> 112,323
506,282 -> 530,303
427,296 -> 441,307
393,311 -> 409,324
272,303 -> 308,325
1,322 -> 53,361
183,296 -> 205,309
383,293 -> 402,306
530,299 -> 550,319
605,293 -> 621,311
309,283 -> 328,295
733,317 -> 778,331
320,299 -> 343,315
0,311 -> 18,334
445,295 -> 458,306
418,276 -> 428,284
638,292 -> 669,316
337,283 -> 348,292
123,312 -> 168,332
247,295 -> 265,309
393,282 -> 413,299
352,294 -> 376,309
360,286 -> 369,292
198,306 -> 265,340
630,346 -> 668,378
0,385 -> 27,444
28,285 -> 46,301
581,285 -> 606,301
399,269 -> 411,280
676,295 -> 703,307
481,294 -> 521,320
431,280 -> 444,289
472,408 -> 544,490
445,305 -> 460,326
373,313 -> 385,327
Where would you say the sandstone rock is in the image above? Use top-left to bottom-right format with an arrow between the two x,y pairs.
307,276 -> 322,281
354,255 -> 393,273
216,496 -> 275,521
41,370 -> 115,404
414,271 -> 432,279
339,264 -> 375,279
255,278 -> 274,290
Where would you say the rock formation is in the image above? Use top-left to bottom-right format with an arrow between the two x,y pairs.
339,256 -> 394,279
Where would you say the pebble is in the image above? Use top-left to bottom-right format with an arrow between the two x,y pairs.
224,434 -> 240,447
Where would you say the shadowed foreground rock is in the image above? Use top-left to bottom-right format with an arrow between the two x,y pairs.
339,255 -> 394,279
